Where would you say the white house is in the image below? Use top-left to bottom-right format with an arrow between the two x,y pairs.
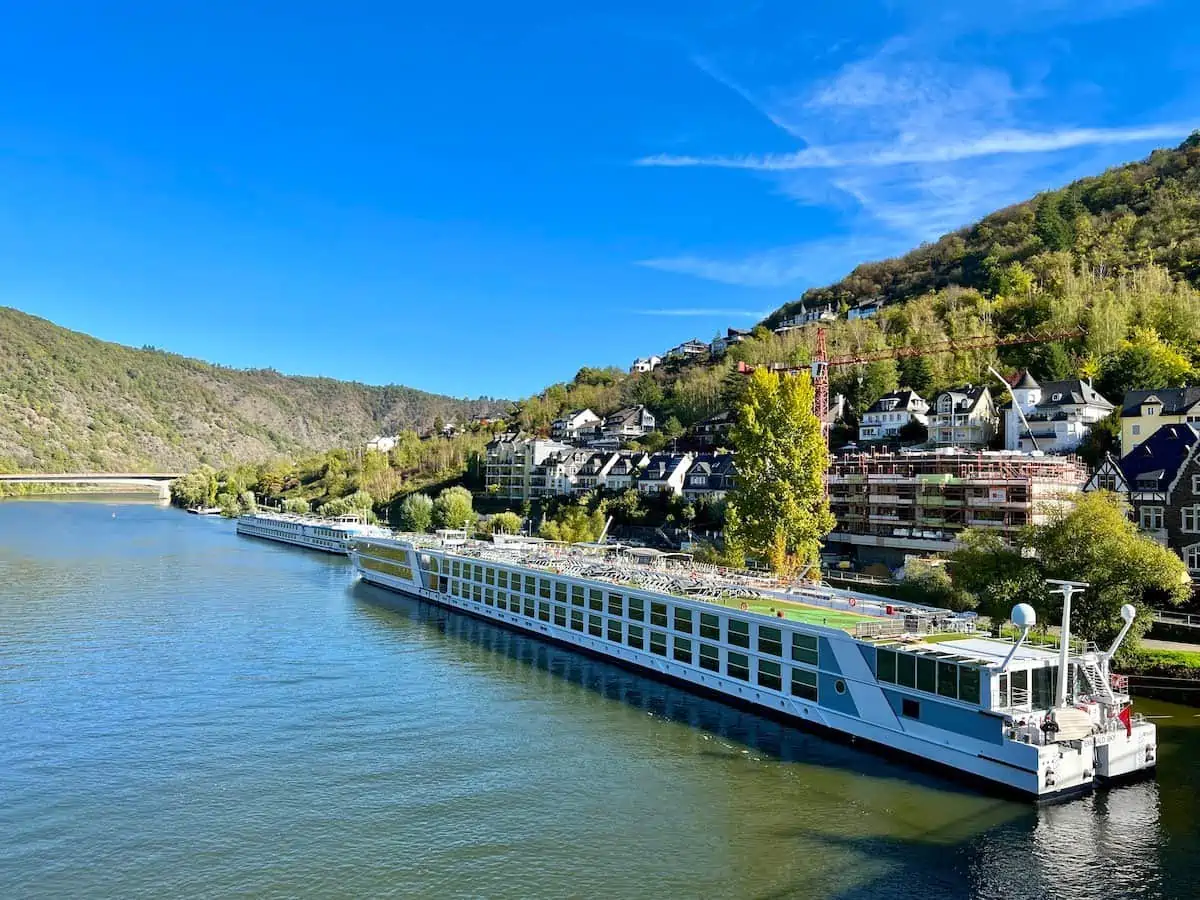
485,433 -> 572,501
595,405 -> 655,446
847,298 -> 884,320
928,386 -> 998,448
551,408 -> 601,442
637,453 -> 695,496
858,390 -> 928,442
365,435 -> 398,453
1004,373 -> 1114,453
631,355 -> 662,374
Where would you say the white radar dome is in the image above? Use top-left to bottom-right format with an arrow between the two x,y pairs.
1011,603 -> 1037,629
1120,604 -> 1137,624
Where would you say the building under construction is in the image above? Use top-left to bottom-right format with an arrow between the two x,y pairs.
826,449 -> 1088,568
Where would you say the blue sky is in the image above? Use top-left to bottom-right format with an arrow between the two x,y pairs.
1,1 -> 1197,399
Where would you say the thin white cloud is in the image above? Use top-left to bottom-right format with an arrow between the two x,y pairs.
631,307 -> 770,318
636,123 -> 1192,170
639,236 -> 901,289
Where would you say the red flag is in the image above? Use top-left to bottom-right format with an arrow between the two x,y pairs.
1118,705 -> 1132,737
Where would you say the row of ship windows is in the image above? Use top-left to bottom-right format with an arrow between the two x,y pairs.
874,647 -> 981,706
245,526 -> 344,549
444,576 -> 819,666
447,580 -> 820,700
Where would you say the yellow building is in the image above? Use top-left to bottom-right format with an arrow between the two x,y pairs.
1120,388 -> 1200,454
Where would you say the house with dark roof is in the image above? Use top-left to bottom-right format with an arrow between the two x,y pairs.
636,453 -> 695,496
682,455 -> 736,503
602,452 -> 650,491
693,409 -> 734,448
928,386 -> 998,448
1085,423 -> 1200,581
595,405 -> 655,446
858,389 -> 928,442
710,328 -> 752,356
1119,387 -> 1200,455
1003,373 -> 1114,453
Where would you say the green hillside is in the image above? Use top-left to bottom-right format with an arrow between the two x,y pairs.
0,307 -> 503,471
506,137 -> 1200,447
767,133 -> 1200,325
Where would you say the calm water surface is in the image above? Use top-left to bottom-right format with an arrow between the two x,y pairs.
2,501 -> 1198,899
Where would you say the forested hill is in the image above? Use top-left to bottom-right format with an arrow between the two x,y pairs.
0,307 -> 503,471
767,133 -> 1200,325
505,137 -> 1199,450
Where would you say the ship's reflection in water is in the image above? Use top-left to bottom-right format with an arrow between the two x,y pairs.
355,582 -> 1187,900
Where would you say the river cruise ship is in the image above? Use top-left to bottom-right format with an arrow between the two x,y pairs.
236,511 -> 391,554
351,531 -> 1156,800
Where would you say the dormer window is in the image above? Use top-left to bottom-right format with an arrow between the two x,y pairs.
1051,393 -> 1062,402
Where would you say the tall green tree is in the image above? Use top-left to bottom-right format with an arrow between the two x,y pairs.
725,367 -> 834,576
396,492 -> 434,532
432,486 -> 475,530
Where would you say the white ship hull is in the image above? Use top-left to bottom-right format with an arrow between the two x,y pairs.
352,536 -> 1157,801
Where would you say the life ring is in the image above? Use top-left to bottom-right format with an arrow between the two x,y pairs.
848,597 -> 857,607
739,601 -> 748,611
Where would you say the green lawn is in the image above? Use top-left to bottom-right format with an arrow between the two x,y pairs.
738,598 -> 871,630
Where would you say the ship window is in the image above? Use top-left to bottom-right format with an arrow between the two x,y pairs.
485,568 -> 495,585
495,592 -> 507,610
554,605 -> 567,627
877,649 -> 897,683
758,626 -> 782,657
728,620 -> 750,649
650,602 -> 668,627
958,666 -> 980,705
589,589 -> 604,611
674,608 -> 693,634
608,593 -> 623,617
673,636 -> 693,664
571,586 -> 585,607
937,662 -> 958,699
525,575 -> 536,596
539,579 -> 551,600
627,597 -> 645,621
451,561 -> 461,578
497,570 -> 507,589
627,624 -> 644,650
901,698 -> 920,720
538,602 -> 551,622
699,644 -> 720,672
1032,667 -> 1056,710
485,588 -> 494,606
727,652 -> 750,681
570,610 -> 584,632
469,584 -> 479,603
588,615 -> 603,637
791,633 -> 817,666
757,659 -> 782,691
523,598 -> 535,618
608,619 -> 622,643
555,582 -> 567,603
897,653 -> 916,689
650,631 -> 668,656
791,669 -> 817,701
917,657 -> 937,694
700,613 -> 721,641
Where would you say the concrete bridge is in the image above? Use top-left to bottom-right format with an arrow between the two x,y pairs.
0,472 -> 182,501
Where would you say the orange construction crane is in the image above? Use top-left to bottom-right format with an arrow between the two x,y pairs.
738,326 -> 1087,429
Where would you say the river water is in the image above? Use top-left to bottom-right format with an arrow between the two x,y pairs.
2,500 -> 1198,900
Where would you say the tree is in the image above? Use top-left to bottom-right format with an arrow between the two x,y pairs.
897,355 -> 933,394
896,559 -> 973,612
282,497 -> 310,514
396,493 -> 434,532
540,501 -> 606,543
489,511 -> 523,535
1075,411 -> 1121,469
725,367 -> 834,576
948,529 -> 1041,621
1033,492 -> 1190,647
170,467 -> 217,508
432,486 -> 475,530
1096,326 -> 1193,401
897,418 -> 928,444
